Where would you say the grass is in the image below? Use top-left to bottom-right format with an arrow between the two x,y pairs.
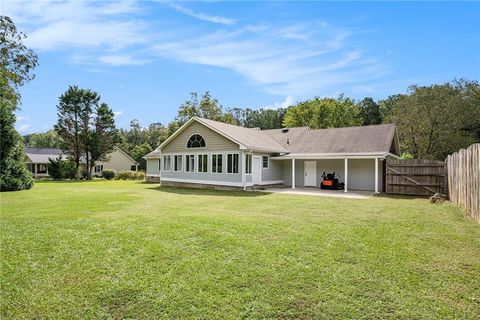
1,180 -> 479,319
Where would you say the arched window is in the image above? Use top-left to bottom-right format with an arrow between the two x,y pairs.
187,134 -> 206,148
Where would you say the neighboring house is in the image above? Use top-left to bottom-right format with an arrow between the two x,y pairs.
144,117 -> 401,193
25,146 -> 139,178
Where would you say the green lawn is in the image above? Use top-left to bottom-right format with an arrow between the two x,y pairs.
1,181 -> 479,319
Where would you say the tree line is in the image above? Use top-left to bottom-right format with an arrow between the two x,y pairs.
24,79 -> 480,169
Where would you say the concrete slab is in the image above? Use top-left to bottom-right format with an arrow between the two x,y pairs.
255,187 -> 373,199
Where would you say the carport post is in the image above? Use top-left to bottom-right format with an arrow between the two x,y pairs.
344,158 -> 348,192
292,158 -> 295,189
374,157 -> 379,194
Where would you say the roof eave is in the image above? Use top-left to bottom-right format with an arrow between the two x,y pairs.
272,152 -> 390,159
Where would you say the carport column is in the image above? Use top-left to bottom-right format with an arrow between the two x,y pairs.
344,158 -> 348,193
242,150 -> 246,191
292,158 -> 296,189
374,157 -> 379,194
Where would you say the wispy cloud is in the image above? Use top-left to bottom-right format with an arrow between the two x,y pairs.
3,0 -> 149,60
17,124 -> 31,134
151,23 -> 386,95
3,0 -> 387,96
167,3 -> 236,25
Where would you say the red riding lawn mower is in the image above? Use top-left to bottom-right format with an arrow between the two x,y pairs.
320,172 -> 345,190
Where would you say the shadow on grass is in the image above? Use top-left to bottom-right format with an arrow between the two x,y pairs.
147,185 -> 270,197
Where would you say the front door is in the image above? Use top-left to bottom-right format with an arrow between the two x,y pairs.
252,156 -> 262,185
304,161 -> 317,187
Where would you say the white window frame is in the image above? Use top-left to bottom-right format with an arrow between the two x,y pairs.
197,154 -> 208,173
186,133 -> 207,149
174,154 -> 183,172
262,155 -> 269,169
95,164 -> 103,173
211,153 -> 223,174
185,154 -> 195,172
226,153 -> 239,174
163,155 -> 171,172
245,153 -> 252,175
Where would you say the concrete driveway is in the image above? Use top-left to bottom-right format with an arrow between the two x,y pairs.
255,187 -> 374,199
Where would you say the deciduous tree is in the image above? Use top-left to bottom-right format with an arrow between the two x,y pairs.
283,95 -> 360,129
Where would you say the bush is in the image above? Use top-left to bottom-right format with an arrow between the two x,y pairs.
102,170 -> 115,180
115,170 -> 145,180
47,157 -> 76,180
134,171 -> 145,180
116,171 -> 130,180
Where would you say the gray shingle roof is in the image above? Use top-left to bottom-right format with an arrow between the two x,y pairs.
194,117 -> 288,153
153,117 -> 399,158
143,150 -> 161,158
263,124 -> 399,156
24,147 -> 65,163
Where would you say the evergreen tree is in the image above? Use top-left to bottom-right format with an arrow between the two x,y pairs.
89,103 -> 118,179
55,86 -> 93,179
0,16 -> 38,191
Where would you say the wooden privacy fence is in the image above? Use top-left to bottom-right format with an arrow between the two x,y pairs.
447,144 -> 480,223
385,159 -> 447,196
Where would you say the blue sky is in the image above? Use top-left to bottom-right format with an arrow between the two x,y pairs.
3,1 -> 479,134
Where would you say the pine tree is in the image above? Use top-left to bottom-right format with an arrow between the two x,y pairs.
89,103 -> 118,179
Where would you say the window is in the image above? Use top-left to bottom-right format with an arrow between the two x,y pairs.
163,155 -> 171,171
227,153 -> 239,174
187,134 -> 206,148
94,164 -> 103,173
212,154 -> 223,173
245,154 -> 252,174
37,164 -> 47,173
174,155 -> 183,172
158,159 -> 161,170
198,154 -> 208,172
186,155 -> 195,172
262,156 -> 269,169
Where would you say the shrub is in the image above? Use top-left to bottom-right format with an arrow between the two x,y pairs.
102,170 -> 115,180
134,171 -> 145,180
115,170 -> 145,180
116,171 -> 130,180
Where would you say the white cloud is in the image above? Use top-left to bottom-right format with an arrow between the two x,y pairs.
17,124 -> 31,134
3,0 -> 149,58
264,96 -> 296,109
167,3 -> 236,25
98,55 -> 149,66
113,111 -> 123,119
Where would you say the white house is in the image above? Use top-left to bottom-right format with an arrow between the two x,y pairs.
25,146 -> 139,178
144,117 -> 401,193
